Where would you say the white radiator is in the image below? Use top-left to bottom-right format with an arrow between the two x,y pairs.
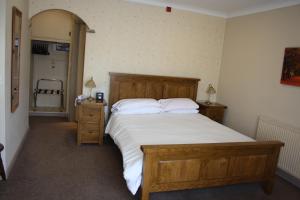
256,116 -> 300,179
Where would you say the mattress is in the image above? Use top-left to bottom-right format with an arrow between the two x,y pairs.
105,113 -> 254,194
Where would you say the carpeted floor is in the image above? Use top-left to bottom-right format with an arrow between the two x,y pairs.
0,117 -> 299,200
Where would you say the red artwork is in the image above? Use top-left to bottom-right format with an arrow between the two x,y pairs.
281,48 -> 300,87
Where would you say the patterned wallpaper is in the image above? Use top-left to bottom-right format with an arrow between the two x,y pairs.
29,0 -> 226,101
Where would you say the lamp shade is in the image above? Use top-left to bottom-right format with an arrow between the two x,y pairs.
85,77 -> 96,89
206,84 -> 216,94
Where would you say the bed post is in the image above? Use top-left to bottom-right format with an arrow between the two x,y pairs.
140,147 -> 155,200
262,179 -> 275,194
261,146 -> 281,194
141,172 -> 150,200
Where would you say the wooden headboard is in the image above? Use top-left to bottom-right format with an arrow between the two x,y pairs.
109,72 -> 200,109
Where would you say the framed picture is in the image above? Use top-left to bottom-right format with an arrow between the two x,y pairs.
281,48 -> 300,87
11,7 -> 22,112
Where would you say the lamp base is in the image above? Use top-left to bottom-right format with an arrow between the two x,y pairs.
87,96 -> 94,102
205,100 -> 212,105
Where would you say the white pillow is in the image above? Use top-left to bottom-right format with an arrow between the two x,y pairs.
112,98 -> 161,112
167,109 -> 199,114
159,98 -> 199,111
113,107 -> 162,115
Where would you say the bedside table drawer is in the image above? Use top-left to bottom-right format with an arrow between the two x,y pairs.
205,109 -> 224,123
78,122 -> 100,142
81,130 -> 99,142
79,122 -> 99,131
79,106 -> 101,122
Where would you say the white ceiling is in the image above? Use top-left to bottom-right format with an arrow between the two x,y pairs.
126,0 -> 300,18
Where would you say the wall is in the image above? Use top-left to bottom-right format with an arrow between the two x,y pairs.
29,0 -> 226,102
218,5 -> 300,137
4,0 -> 30,171
0,0 -> 7,166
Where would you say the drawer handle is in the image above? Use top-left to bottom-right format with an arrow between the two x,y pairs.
89,114 -> 94,117
88,131 -> 93,134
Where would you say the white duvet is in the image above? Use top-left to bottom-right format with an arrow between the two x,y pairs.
105,113 -> 254,194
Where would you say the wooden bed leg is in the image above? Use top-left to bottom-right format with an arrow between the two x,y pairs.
140,147 -> 154,200
140,169 -> 151,200
262,179 -> 274,194
140,189 -> 150,200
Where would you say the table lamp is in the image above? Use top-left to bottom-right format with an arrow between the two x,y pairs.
85,77 -> 96,101
205,84 -> 216,105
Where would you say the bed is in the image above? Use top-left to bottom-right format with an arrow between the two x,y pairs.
107,72 -> 283,200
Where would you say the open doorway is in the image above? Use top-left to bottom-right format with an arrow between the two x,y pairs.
31,40 -> 69,113
29,9 -> 89,121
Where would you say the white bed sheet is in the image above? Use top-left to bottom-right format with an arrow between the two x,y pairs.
105,113 -> 254,194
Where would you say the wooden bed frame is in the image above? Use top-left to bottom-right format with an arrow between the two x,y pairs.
108,72 -> 284,200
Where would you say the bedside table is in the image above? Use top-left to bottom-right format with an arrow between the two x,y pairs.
197,101 -> 227,124
77,100 -> 105,145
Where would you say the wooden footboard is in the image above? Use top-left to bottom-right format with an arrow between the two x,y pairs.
140,141 -> 284,200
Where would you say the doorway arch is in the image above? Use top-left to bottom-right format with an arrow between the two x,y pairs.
30,9 -> 91,31
29,9 -> 89,121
